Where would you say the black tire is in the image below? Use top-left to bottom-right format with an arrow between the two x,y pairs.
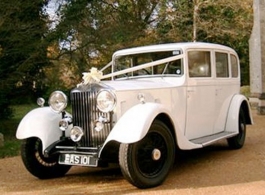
119,120 -> 175,189
21,137 -> 71,179
227,108 -> 246,149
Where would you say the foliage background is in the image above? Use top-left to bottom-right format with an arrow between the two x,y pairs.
0,0 -> 253,119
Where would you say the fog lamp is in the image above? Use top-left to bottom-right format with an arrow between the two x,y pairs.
94,116 -> 107,132
59,119 -> 69,131
94,121 -> 104,132
70,126 -> 84,142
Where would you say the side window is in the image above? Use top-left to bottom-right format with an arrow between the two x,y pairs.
231,54 -> 239,78
215,52 -> 229,78
163,59 -> 183,75
188,51 -> 211,77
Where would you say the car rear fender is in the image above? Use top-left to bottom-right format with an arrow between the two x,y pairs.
16,107 -> 72,153
225,94 -> 253,133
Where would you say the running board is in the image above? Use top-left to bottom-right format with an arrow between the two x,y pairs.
190,131 -> 238,147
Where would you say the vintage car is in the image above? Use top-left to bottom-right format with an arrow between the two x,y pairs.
16,42 -> 253,189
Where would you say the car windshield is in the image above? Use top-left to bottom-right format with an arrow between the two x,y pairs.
113,50 -> 183,79
100,50 -> 184,80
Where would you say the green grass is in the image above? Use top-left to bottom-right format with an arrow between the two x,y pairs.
0,104 -> 37,158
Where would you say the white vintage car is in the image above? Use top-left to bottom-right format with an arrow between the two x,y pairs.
16,42 -> 253,189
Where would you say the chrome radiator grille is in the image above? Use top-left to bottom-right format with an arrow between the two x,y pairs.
70,88 -> 112,147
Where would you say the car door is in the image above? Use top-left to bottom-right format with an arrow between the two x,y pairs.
185,50 -> 216,140
213,51 -> 240,133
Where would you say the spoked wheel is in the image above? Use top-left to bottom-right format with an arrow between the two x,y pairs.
119,120 -> 175,189
227,108 -> 246,149
21,137 -> 71,179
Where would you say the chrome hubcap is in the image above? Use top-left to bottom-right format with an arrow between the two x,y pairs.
152,148 -> 161,161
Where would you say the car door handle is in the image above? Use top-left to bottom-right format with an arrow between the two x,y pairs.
215,88 -> 222,95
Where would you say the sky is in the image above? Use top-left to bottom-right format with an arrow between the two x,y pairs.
45,0 -> 64,29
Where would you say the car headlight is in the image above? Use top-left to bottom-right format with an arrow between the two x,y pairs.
96,90 -> 116,113
48,91 -> 68,113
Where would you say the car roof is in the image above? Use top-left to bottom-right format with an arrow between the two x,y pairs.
113,42 -> 236,57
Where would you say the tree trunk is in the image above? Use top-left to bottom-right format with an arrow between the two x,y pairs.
193,0 -> 199,42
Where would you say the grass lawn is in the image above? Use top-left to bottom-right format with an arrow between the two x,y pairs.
0,104 -> 37,158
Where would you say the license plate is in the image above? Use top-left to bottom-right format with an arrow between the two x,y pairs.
59,154 -> 98,167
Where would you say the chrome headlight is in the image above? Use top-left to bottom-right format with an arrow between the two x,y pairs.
48,91 -> 68,113
96,90 -> 116,113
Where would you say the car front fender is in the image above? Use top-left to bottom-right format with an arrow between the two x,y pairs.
103,102 -> 169,146
16,107 -> 72,152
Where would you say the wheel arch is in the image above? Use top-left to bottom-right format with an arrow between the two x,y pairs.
100,111 -> 179,161
225,94 -> 253,132
99,140 -> 120,163
154,113 -> 178,148
240,99 -> 253,125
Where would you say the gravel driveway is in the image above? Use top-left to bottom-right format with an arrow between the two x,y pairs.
1,110 -> 265,195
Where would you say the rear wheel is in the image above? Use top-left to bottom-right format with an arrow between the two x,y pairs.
119,120 -> 175,189
21,137 -> 71,179
227,108 -> 246,149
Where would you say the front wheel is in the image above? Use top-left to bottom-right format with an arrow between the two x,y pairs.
119,120 -> 175,189
227,108 -> 246,149
21,137 -> 71,179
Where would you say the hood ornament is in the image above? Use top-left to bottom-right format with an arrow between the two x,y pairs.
77,67 -> 103,87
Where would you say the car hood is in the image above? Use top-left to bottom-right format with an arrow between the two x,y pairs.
101,77 -> 185,91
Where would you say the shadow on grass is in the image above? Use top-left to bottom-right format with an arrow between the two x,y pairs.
0,104 -> 36,158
